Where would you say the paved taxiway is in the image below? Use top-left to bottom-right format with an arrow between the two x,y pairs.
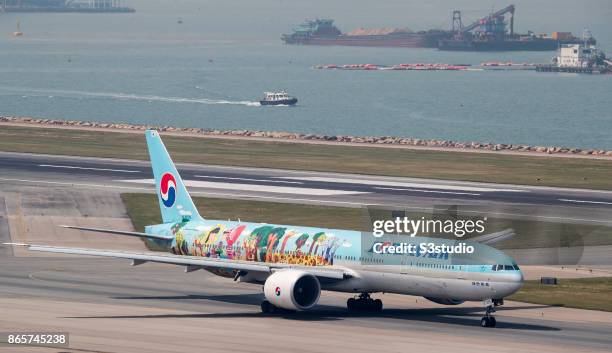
1,257 -> 612,353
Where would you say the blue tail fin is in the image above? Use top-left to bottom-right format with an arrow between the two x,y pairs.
145,130 -> 202,223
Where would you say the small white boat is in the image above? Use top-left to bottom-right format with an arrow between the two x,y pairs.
259,92 -> 297,106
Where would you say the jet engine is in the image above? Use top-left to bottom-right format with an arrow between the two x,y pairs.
263,270 -> 321,310
424,297 -> 465,305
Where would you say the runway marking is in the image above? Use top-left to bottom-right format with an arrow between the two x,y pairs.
277,176 -> 523,193
38,164 -> 140,173
194,175 -> 303,185
0,177 -> 151,191
0,177 -> 384,207
4,177 -> 612,224
374,186 -> 480,196
119,179 -> 368,196
559,198 -> 612,206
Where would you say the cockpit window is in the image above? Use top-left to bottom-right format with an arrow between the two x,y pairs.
492,264 -> 519,271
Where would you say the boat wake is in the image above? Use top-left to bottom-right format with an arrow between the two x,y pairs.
0,87 -> 261,107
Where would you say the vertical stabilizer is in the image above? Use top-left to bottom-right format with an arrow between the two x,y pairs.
145,130 -> 202,223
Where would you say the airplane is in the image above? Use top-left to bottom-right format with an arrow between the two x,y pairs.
6,130 -> 523,328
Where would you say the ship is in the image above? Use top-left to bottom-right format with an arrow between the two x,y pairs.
281,19 -> 451,48
438,5 -> 595,51
1,0 -> 135,13
536,42 -> 610,74
259,92 -> 298,106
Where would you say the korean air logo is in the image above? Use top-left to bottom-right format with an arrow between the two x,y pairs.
160,172 -> 177,208
275,287 -> 281,296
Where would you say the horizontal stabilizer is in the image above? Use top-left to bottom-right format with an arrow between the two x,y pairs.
59,225 -> 174,241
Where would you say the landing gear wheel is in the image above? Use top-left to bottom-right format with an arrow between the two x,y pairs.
374,299 -> 383,311
480,317 -> 490,327
346,293 -> 383,312
480,302 -> 497,327
347,298 -> 357,311
261,300 -> 275,314
480,316 -> 497,327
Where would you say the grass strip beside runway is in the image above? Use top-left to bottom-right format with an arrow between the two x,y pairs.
509,277 -> 612,312
3,125 -> 612,190
122,193 -> 612,249
120,193 -> 361,234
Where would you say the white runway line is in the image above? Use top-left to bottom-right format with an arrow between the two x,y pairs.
0,177 -> 384,207
4,177 -> 612,224
38,164 -> 140,173
278,176 -> 522,193
374,186 -> 480,196
559,198 -> 612,206
0,177 -> 151,191
119,179 -> 369,196
194,175 -> 303,184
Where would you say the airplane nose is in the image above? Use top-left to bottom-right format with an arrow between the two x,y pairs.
511,270 -> 524,293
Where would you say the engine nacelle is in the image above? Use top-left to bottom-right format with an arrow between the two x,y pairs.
424,297 -> 465,305
263,270 -> 321,310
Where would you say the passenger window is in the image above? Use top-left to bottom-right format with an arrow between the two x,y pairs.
504,265 -> 514,271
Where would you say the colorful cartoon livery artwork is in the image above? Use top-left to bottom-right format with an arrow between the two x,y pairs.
164,221 -> 348,267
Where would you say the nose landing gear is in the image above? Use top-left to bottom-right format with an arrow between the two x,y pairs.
481,299 -> 503,327
480,305 -> 497,327
347,293 -> 383,312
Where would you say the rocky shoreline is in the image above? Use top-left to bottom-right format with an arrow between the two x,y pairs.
2,116 -> 611,157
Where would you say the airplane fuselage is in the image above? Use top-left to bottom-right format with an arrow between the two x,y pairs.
144,218 -> 523,303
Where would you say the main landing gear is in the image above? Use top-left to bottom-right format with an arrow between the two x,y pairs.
347,293 -> 383,312
480,299 -> 503,328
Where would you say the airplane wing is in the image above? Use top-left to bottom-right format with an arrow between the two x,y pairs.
468,228 -> 515,245
4,243 -> 350,281
59,225 -> 174,241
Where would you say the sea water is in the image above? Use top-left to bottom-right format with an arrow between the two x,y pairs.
0,2 -> 611,149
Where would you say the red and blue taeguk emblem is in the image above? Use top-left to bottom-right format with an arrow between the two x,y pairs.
160,172 -> 177,207
275,286 -> 281,296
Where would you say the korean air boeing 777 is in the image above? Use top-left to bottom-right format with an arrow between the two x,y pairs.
6,130 -> 523,328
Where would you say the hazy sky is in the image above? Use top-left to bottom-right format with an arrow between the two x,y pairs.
130,0 -> 611,36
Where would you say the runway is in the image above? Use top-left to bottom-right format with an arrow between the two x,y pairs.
3,151 -> 612,226
1,256 -> 611,353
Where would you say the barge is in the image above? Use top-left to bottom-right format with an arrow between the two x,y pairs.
282,19 -> 450,48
